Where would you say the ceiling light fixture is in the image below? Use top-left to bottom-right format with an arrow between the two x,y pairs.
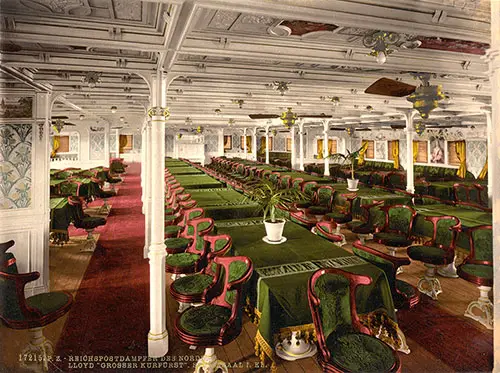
185,117 -> 193,126
280,107 -> 297,129
232,99 -> 244,109
214,108 -> 221,115
415,121 -> 426,136
79,114 -> 85,120
273,81 -> 291,96
363,31 -> 421,64
111,106 -> 117,113
81,72 -> 102,88
120,117 -> 124,122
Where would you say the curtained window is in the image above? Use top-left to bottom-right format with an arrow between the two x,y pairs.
447,141 -> 462,166
259,136 -> 273,152
119,134 -> 133,153
317,139 -> 337,157
286,138 -> 292,152
223,135 -> 232,150
413,141 -> 428,163
240,135 -> 252,153
363,140 -> 374,159
57,136 -> 70,153
387,141 -> 394,160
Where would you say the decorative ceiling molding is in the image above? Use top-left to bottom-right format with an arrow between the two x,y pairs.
418,36 -> 490,55
280,20 -> 338,36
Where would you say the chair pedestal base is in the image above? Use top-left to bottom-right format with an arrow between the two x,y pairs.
437,258 -> 458,278
21,327 -> 53,372
417,264 -> 442,300
195,348 -> 228,373
357,233 -> 372,244
464,286 -> 493,330
97,199 -> 111,214
387,247 -> 404,274
334,224 -> 347,246
80,229 -> 97,252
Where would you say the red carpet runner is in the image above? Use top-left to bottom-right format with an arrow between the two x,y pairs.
54,163 -> 151,371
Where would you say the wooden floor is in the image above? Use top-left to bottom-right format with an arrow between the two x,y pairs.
1,210 -> 492,372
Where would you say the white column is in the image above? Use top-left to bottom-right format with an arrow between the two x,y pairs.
104,123 -> 110,166
114,128 -> 120,158
403,110 -> 415,193
218,128 -> 224,156
144,119 -> 152,256
290,126 -> 296,169
298,121 -> 305,171
265,125 -> 270,164
243,128 -> 248,159
141,120 -> 147,213
488,2 -> 500,370
147,71 -> 168,357
252,127 -> 257,161
482,108 -> 493,207
323,120 -> 330,176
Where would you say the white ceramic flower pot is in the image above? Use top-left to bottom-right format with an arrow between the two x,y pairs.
264,219 -> 286,242
347,178 -> 359,191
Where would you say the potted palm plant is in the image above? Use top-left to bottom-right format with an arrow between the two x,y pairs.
329,145 -> 367,191
246,180 -> 304,243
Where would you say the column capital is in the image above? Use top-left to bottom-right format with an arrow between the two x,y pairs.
148,106 -> 170,118
480,105 -> 492,114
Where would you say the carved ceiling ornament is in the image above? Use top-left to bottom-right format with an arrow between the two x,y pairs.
209,10 -> 240,30
280,20 -> 338,36
20,0 -> 90,15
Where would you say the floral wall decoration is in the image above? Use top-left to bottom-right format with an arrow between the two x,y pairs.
0,124 -> 32,209
0,96 -> 33,119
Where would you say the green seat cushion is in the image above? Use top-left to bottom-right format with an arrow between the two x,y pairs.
308,206 -> 328,215
165,253 -> 200,267
326,332 -> 395,373
26,292 -> 71,316
179,304 -> 231,336
325,211 -> 351,224
164,237 -> 191,249
164,215 -> 177,222
165,225 -> 183,235
80,216 -> 106,229
349,221 -> 374,235
407,245 -> 450,265
294,200 -> 312,209
373,232 -> 412,247
186,221 -> 212,235
172,274 -> 213,295
165,208 -> 175,215
213,238 -> 229,252
459,264 -> 493,281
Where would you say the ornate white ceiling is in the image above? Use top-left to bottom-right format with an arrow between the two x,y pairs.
0,0 -> 493,130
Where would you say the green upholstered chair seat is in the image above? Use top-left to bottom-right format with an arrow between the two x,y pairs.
407,245 -> 450,265
164,214 -> 177,222
179,304 -> 231,336
165,208 -> 175,215
172,274 -> 213,295
186,221 -> 212,235
166,253 -> 200,267
346,221 -> 363,230
294,200 -> 312,209
373,232 -> 412,247
349,222 -> 375,235
308,206 -> 329,215
26,292 -> 71,317
326,332 -> 395,373
79,216 -> 106,229
325,211 -> 351,224
165,225 -> 183,235
459,264 -> 493,281
164,237 -> 191,250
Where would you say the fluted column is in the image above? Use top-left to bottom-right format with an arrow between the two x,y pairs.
403,110 -> 415,193
143,119 -> 152,256
488,2 -> 500,369
482,108 -> 493,206
298,121 -> 305,171
290,126 -> 296,169
252,127 -> 257,161
265,125 -> 270,164
243,127 -> 247,159
323,120 -> 330,176
147,70 -> 168,358
114,128 -> 120,157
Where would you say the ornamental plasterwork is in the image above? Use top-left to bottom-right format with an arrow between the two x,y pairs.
19,0 -> 89,14
209,10 -> 240,30
239,15 -> 274,25
114,0 -> 142,21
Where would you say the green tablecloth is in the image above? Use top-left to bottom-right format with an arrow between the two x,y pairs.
165,159 -> 189,167
167,166 -> 203,175
50,197 -> 72,242
414,204 -> 492,250
174,174 -> 224,189
278,171 -> 330,183
187,188 -> 261,220
216,220 -> 395,360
